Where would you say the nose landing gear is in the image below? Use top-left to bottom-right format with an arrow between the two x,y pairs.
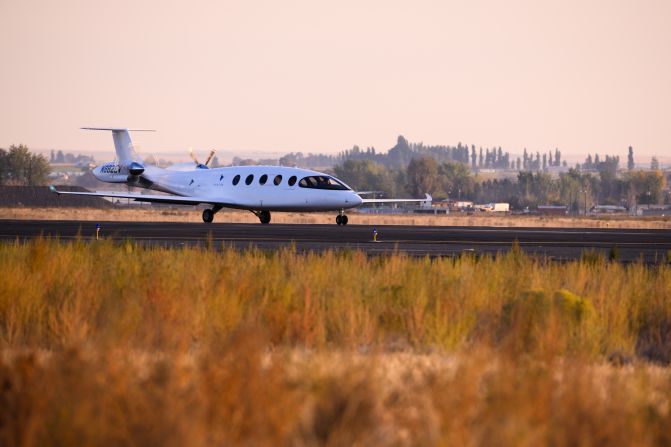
335,211 -> 348,226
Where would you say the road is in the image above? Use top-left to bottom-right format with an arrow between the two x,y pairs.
1,219 -> 670,263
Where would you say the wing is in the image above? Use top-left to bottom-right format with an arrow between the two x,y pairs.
360,193 -> 432,204
50,186 -> 230,207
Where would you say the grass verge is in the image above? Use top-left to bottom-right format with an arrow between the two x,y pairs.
1,240 -> 670,445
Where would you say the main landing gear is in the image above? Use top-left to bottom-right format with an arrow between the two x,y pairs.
202,205 -> 223,223
335,211 -> 348,226
253,210 -> 271,224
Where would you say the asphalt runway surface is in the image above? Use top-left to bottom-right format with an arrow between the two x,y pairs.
1,219 -> 670,263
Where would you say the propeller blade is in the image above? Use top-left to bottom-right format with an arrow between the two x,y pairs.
189,147 -> 199,165
204,149 -> 216,166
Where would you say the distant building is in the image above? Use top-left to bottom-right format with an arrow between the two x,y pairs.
591,205 -> 627,214
477,203 -> 510,212
435,199 -> 473,211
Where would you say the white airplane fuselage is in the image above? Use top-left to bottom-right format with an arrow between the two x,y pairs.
93,163 -> 363,212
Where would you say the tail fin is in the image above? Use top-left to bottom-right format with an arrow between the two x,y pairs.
81,127 -> 154,163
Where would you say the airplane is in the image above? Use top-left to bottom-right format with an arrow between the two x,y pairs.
50,128 -> 431,225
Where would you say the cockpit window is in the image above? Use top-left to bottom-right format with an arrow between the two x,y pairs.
298,176 -> 349,190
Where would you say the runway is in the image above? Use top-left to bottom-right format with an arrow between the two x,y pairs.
1,219 -> 670,263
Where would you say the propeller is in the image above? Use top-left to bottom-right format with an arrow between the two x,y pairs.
189,148 -> 217,169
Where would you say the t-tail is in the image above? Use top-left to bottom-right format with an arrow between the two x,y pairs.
81,127 -> 154,164
82,127 -> 155,181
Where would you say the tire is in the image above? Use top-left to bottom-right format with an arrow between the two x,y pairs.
202,209 -> 214,223
341,215 -> 348,225
259,210 -> 271,224
335,215 -> 342,225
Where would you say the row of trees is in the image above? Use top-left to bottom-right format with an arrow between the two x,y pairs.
234,135 -> 646,178
0,145 -> 50,186
332,156 -> 669,210
49,150 -> 95,165
278,136 -> 518,171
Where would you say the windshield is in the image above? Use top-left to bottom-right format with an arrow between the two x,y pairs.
298,176 -> 349,190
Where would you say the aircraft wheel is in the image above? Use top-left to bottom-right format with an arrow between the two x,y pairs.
202,208 -> 214,223
335,215 -> 342,225
258,210 -> 271,224
341,215 -> 348,225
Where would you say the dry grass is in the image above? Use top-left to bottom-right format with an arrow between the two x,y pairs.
1,240 -> 671,445
3,346 -> 671,446
2,206 -> 671,228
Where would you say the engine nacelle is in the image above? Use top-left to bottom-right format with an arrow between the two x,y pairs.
128,162 -> 145,176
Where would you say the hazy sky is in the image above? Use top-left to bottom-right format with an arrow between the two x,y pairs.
1,0 -> 669,162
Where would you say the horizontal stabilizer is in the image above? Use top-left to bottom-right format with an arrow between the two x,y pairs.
81,127 -> 156,132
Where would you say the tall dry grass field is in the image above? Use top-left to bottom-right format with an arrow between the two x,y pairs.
1,239 -> 671,445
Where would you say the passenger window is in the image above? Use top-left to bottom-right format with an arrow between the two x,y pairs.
245,174 -> 254,185
273,175 -> 282,185
232,174 -> 240,186
288,176 -> 297,186
259,174 -> 268,185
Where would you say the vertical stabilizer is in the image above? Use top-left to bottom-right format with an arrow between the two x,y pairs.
111,129 -> 134,162
81,127 -> 154,163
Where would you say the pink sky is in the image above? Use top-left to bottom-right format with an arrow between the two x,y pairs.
1,0 -> 669,163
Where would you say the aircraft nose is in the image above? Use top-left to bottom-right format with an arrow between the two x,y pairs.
351,192 -> 363,206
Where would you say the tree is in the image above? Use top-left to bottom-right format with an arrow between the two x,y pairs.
651,156 -> 660,170
2,144 -> 50,185
471,146 -> 477,170
627,146 -> 635,170
0,149 -> 7,184
559,169 -> 583,213
56,150 -> 65,163
406,156 -> 438,197
439,161 -> 475,199
554,148 -> 561,167
386,136 -> 413,169
333,159 -> 397,197
585,154 -> 593,169
627,170 -> 665,206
